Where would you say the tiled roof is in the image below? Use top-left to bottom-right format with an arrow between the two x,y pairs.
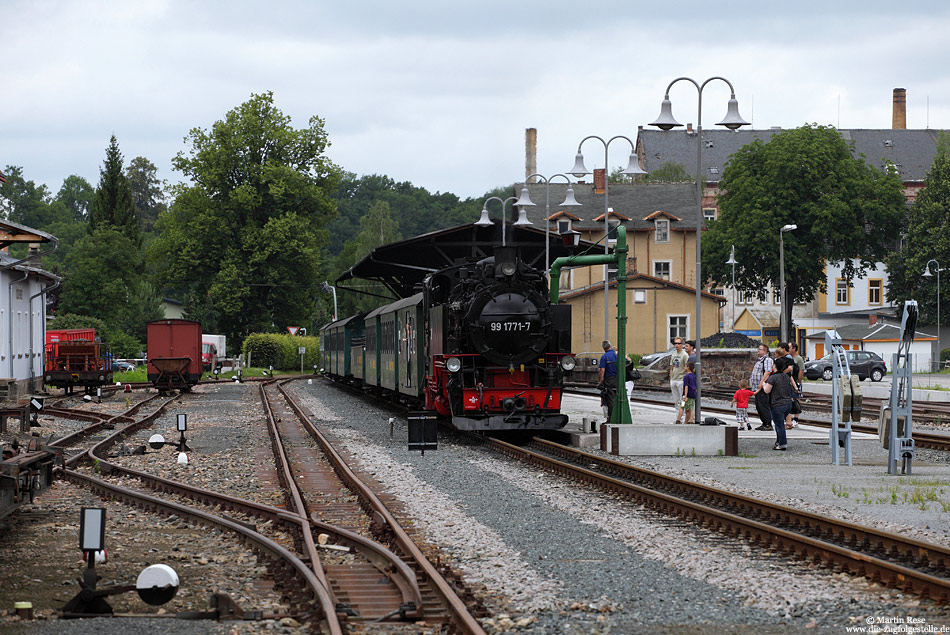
515,182 -> 699,232
635,128 -> 945,183
804,323 -> 935,341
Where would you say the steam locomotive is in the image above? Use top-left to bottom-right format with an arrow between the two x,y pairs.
321,245 -> 575,431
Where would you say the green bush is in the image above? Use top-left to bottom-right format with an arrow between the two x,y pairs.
941,348 -> 950,363
243,333 -> 321,371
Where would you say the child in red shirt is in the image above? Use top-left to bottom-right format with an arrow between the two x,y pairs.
731,379 -> 755,431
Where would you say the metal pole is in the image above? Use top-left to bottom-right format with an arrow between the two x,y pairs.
694,91 -> 704,424
603,143 -> 610,340
731,250 -> 736,332
938,266 -> 941,372
780,230 -> 786,343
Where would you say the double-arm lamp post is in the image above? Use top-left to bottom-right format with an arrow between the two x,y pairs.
922,259 -> 945,371
568,136 -> 646,340
650,76 -> 749,423
475,191 -> 535,244
519,174 -> 582,276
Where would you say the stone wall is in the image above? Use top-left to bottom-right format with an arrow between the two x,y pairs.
571,348 -> 760,389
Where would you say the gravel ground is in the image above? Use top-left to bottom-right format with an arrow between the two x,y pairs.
288,380 -> 950,633
0,382 -> 306,635
4,380 -> 950,634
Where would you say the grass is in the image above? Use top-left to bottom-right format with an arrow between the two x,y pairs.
814,477 -> 950,512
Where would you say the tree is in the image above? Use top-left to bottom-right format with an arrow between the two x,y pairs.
126,156 -> 166,235
0,165 -> 69,227
56,175 -> 95,221
703,124 -> 907,338
89,135 -> 139,244
333,200 -> 401,315
58,226 -> 158,342
886,131 -> 950,326
149,91 -> 341,345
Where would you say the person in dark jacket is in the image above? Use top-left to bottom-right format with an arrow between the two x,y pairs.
763,356 -> 798,451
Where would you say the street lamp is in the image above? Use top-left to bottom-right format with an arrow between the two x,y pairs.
568,135 -> 646,339
321,281 -> 338,321
651,76 -> 749,423
779,224 -> 797,344
475,193 -> 533,246
922,259 -> 945,371
518,174 -> 582,276
726,245 -> 737,332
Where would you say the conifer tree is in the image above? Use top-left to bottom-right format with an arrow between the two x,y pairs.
89,135 -> 139,245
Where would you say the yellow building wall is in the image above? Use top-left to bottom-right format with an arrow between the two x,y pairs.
562,277 -> 722,356
569,227 -> 698,290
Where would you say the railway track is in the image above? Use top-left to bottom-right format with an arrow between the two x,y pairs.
467,432 -> 950,604
46,379 -> 485,632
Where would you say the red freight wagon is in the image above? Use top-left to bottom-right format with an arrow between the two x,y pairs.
147,319 -> 203,391
45,329 -> 97,370
43,328 -> 112,394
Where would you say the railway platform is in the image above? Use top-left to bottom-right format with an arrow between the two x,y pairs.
553,391 -> 950,544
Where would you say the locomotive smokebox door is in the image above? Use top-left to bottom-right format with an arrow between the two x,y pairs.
408,411 -> 438,453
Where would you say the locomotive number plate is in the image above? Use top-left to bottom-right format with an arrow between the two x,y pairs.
489,321 -> 532,332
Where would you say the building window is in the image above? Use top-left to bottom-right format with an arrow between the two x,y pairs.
607,265 -> 618,282
868,279 -> 883,305
703,208 -> 716,222
712,288 -> 725,297
557,219 -> 572,234
633,289 -> 647,304
736,290 -> 750,305
653,261 -> 671,281
669,315 -> 688,341
607,220 -> 619,244
655,219 -> 669,243
773,287 -> 781,304
836,278 -> 850,305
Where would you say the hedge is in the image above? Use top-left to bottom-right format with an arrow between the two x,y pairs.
242,333 -> 321,371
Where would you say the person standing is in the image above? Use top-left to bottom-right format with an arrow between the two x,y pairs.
669,338 -> 689,424
682,361 -> 697,424
790,342 -> 806,427
763,357 -> 797,450
751,344 -> 774,431
685,340 -> 697,365
597,340 -> 618,430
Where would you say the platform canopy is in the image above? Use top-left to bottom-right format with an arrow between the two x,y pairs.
336,222 -> 603,300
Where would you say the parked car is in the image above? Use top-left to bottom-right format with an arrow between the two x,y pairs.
804,351 -> 887,382
639,349 -> 673,367
112,360 -> 135,373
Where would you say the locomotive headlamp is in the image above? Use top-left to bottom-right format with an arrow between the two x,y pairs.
500,261 -> 517,276
445,357 -> 462,373
560,355 -> 577,371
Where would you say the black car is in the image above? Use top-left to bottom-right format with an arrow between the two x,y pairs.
111,360 -> 135,373
803,351 -> 887,382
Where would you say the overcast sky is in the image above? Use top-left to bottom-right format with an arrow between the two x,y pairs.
3,1 -> 949,202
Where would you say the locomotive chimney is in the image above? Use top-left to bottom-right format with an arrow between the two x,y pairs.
525,128 -> 537,183
892,88 -> 906,129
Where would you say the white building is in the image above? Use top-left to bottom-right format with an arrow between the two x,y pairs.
0,221 -> 59,402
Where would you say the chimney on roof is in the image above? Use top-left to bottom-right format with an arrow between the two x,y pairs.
594,168 -> 606,194
686,123 -> 694,134
525,128 -> 537,183
892,88 -> 906,129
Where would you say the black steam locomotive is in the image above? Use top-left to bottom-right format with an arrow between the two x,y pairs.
321,244 -> 575,431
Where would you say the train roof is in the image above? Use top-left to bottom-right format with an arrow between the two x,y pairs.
337,223 -> 598,299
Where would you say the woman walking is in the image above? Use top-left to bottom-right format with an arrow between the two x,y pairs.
762,357 -> 798,451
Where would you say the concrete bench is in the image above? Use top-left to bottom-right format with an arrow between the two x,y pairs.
601,423 -> 738,456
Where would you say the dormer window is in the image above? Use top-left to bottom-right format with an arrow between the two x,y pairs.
607,219 -> 619,244
655,219 -> 669,243
557,219 -> 572,234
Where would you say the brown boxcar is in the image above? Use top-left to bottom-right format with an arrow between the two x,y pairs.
147,319 -> 203,391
